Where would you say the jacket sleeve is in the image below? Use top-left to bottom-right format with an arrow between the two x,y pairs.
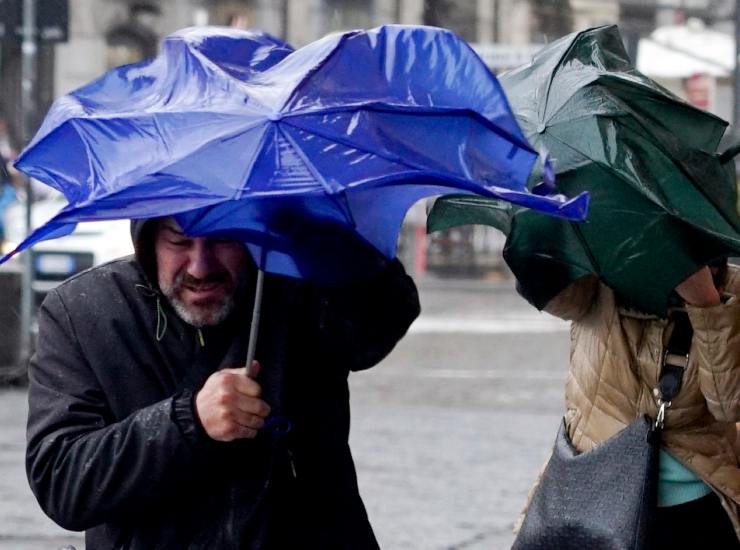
541,275 -> 600,322
26,290 -> 218,531
315,259 -> 420,371
686,296 -> 740,422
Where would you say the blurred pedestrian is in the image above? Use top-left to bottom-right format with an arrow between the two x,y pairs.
0,151 -> 17,251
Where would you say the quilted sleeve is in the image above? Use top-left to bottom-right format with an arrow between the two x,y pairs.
687,297 -> 740,422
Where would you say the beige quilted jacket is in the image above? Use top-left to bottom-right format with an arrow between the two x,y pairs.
543,265 -> 740,537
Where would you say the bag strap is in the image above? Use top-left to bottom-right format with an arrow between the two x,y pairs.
655,309 -> 693,428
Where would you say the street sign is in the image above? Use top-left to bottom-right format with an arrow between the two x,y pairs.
0,0 -> 68,44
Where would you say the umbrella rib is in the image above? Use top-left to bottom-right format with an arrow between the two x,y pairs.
596,104 -> 740,231
284,102 -> 536,154
233,123 -> 272,201
276,123 -> 357,228
181,40 -> 280,115
631,124 -> 740,233
278,31 -> 360,113
570,221 -> 601,275
544,131 -> 645,193
281,105 -> 533,182
547,127 -> 740,239
73,118 -> 271,204
281,117 -> 431,179
277,116 -> 583,219
57,188 -> 229,223
69,119 -> 99,201
542,100 -> 603,130
540,40 -> 581,129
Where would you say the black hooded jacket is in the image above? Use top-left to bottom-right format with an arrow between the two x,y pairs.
26,219 -> 420,549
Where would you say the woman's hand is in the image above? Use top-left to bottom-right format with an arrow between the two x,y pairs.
674,266 -> 721,307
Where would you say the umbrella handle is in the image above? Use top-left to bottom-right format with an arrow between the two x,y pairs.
245,267 -> 265,375
718,143 -> 740,164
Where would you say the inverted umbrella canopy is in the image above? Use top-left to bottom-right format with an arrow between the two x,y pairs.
428,25 -> 740,316
6,24 -> 588,283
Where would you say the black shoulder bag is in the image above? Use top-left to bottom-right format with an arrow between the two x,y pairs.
512,310 -> 692,550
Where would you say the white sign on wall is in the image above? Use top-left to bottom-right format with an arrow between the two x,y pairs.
470,43 -> 544,72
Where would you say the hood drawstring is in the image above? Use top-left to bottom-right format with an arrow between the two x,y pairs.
136,283 -> 205,346
136,283 -> 168,341
155,297 -> 168,341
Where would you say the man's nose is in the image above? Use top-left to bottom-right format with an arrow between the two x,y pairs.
187,239 -> 217,279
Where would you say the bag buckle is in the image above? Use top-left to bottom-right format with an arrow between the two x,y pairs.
655,399 -> 670,429
663,351 -> 689,369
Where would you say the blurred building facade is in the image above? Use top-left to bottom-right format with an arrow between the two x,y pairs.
0,0 -> 736,279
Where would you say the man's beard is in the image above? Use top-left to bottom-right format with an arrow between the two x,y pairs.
160,271 -> 243,328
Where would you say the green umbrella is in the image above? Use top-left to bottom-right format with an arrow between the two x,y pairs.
427,25 -> 740,316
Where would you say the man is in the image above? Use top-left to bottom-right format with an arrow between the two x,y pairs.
26,216 -> 420,549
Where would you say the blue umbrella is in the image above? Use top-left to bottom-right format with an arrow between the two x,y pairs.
6,25 -> 589,364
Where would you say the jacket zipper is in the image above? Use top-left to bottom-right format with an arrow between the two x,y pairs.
287,447 -> 297,479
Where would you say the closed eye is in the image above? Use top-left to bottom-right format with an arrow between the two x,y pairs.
168,238 -> 191,247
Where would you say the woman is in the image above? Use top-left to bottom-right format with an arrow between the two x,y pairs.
536,262 -> 740,547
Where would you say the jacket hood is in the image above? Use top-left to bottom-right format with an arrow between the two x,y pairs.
130,218 -> 160,287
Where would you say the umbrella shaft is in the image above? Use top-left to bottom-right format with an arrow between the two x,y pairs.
245,268 -> 265,372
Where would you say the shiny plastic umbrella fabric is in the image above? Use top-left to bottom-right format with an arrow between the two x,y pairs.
6,24 -> 589,283
428,25 -> 740,316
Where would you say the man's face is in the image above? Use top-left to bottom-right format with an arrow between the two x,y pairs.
154,218 -> 249,327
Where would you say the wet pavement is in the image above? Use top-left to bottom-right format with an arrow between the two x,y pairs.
0,279 -> 569,549
0,388 -> 85,550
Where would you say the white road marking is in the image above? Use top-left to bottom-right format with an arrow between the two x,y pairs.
363,368 -> 566,382
408,316 -> 569,334
397,368 -> 566,381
